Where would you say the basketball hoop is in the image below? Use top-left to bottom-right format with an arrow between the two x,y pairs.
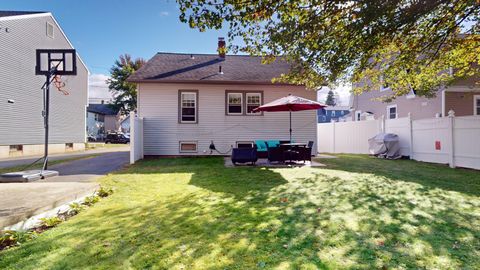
34,49 -> 77,173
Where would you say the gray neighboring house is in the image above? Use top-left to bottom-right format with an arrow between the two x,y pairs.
86,104 -> 121,141
0,11 -> 89,158
352,76 -> 480,121
128,38 -> 318,156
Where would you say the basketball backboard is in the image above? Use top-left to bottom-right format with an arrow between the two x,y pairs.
35,49 -> 77,76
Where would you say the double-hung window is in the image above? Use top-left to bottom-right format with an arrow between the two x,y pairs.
226,91 -> 263,115
387,104 -> 397,119
179,91 -> 197,123
246,93 -> 261,115
474,95 -> 480,116
227,93 -> 243,115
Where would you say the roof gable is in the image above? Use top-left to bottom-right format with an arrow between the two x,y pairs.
128,53 -> 295,85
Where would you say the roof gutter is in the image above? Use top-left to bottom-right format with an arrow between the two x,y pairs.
127,79 -> 303,86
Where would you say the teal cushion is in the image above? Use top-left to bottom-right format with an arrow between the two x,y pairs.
266,140 -> 280,148
255,140 -> 281,151
255,140 -> 267,151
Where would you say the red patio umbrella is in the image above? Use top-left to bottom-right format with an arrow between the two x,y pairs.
253,94 -> 326,142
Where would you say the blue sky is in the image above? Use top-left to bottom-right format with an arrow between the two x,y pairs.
2,0 -> 350,104
2,0 -> 227,75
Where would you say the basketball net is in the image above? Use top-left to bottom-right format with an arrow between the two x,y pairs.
52,75 -> 69,95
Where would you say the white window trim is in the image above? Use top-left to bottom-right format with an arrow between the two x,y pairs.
46,22 -> 54,38
380,75 -> 390,92
387,104 -> 398,119
227,92 -> 243,115
236,141 -> 254,148
474,95 -> 480,116
355,110 -> 361,121
245,93 -> 262,115
331,111 -> 336,117
179,141 -> 198,153
180,91 -> 197,123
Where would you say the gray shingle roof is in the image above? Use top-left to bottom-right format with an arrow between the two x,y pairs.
87,104 -> 119,115
128,53 -> 295,85
0,11 -> 47,18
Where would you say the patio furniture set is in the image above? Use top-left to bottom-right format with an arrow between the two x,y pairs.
231,140 -> 314,165
230,94 -> 323,166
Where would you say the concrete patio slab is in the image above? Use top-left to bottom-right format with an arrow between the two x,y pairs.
315,154 -> 338,159
224,157 -> 326,168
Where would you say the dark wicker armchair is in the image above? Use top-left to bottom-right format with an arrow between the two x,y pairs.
231,148 -> 258,165
298,141 -> 314,162
265,141 -> 284,163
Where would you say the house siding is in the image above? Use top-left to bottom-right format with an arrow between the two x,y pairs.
104,115 -> 119,132
352,88 -> 443,120
444,91 -> 475,116
353,76 -> 480,120
0,14 -> 88,147
138,83 -> 317,156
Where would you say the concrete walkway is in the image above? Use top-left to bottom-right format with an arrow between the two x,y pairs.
0,150 -> 129,228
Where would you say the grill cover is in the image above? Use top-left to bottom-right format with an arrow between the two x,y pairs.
368,133 -> 401,159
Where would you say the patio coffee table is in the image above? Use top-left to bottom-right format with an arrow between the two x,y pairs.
280,143 -> 307,163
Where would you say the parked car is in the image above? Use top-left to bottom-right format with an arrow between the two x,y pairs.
105,133 -> 130,144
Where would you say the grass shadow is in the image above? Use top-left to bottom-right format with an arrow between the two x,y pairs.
0,156 -> 478,269
315,154 -> 480,196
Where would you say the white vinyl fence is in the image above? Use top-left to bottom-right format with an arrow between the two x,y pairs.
317,112 -> 480,170
130,112 -> 144,164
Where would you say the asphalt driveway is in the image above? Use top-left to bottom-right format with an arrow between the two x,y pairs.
0,150 -> 129,228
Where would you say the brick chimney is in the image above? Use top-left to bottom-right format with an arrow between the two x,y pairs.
217,37 -> 226,58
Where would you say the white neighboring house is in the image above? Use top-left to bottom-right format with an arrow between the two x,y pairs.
128,38 -> 318,156
86,104 -> 121,141
0,11 -> 89,158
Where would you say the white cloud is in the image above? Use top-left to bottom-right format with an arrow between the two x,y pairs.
88,73 -> 112,99
160,11 -> 169,16
317,84 -> 352,106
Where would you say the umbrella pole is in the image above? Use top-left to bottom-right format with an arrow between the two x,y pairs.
289,110 -> 292,142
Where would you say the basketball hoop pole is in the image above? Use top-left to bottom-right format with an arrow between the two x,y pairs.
42,71 -> 52,171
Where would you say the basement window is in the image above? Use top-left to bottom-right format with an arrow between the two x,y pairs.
179,141 -> 197,153
236,141 -> 254,148
65,143 -> 74,150
9,145 -> 23,152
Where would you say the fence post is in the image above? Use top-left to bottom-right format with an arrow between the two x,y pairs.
380,115 -> 385,133
448,110 -> 455,168
129,111 -> 135,164
332,120 -> 336,153
408,113 -> 413,159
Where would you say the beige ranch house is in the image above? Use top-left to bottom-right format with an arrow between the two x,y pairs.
128,41 -> 317,156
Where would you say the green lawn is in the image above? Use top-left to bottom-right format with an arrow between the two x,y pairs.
1,155 -> 479,269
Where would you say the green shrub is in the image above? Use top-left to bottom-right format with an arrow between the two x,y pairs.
97,186 -> 113,197
68,202 -> 85,215
0,230 -> 37,249
83,195 -> 100,206
39,216 -> 62,228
